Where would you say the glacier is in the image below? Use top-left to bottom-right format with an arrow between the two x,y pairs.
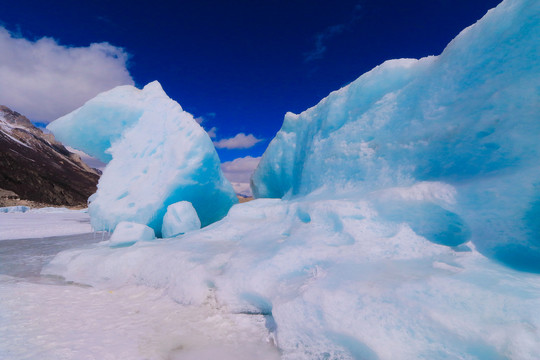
47,81 -> 238,234
43,0 -> 540,358
252,0 -> 540,271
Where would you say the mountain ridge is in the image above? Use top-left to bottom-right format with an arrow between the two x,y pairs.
0,105 -> 99,207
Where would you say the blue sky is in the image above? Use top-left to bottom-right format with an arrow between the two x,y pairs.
1,0 -> 500,167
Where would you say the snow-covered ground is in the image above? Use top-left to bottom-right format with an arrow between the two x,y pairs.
43,197 -> 540,359
0,207 -> 93,240
0,208 -> 279,360
0,280 -> 278,360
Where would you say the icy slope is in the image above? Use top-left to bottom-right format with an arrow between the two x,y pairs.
252,0 -> 540,268
48,81 -> 237,233
253,0 -> 539,198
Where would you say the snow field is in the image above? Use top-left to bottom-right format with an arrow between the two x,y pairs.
0,209 -> 279,360
0,278 -> 279,360
0,207 -> 92,240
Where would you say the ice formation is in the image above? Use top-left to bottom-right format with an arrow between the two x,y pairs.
109,221 -> 155,245
252,0 -> 540,270
161,201 -> 201,238
45,196 -> 540,359
47,84 -> 151,163
48,81 -> 238,234
43,0 -> 540,358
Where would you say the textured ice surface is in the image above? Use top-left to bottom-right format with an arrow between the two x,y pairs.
161,201 -> 201,238
44,197 -> 540,359
48,81 -> 237,234
43,0 -> 540,358
109,221 -> 155,245
254,0 -> 540,198
47,83 -> 152,163
252,0 -> 540,269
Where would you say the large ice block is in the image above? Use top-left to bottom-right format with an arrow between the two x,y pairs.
48,81 -> 238,234
252,0 -> 540,264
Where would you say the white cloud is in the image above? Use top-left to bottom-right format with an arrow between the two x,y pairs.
221,156 -> 261,183
194,114 -> 218,138
65,146 -> 107,171
0,27 -> 134,122
195,113 -> 216,125
221,156 -> 261,197
207,126 -> 217,138
214,133 -> 263,149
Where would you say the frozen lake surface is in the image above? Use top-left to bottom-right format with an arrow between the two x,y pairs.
0,208 -> 94,240
0,209 -> 279,360
0,233 -> 103,282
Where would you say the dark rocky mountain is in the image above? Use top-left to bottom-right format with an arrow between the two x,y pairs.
0,105 -> 99,207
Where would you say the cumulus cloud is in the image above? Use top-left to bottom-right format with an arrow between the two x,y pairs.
214,133 -> 263,149
0,27 -> 134,122
221,156 -> 261,183
221,156 -> 261,196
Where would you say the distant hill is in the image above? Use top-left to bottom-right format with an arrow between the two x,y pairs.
0,105 -> 99,207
